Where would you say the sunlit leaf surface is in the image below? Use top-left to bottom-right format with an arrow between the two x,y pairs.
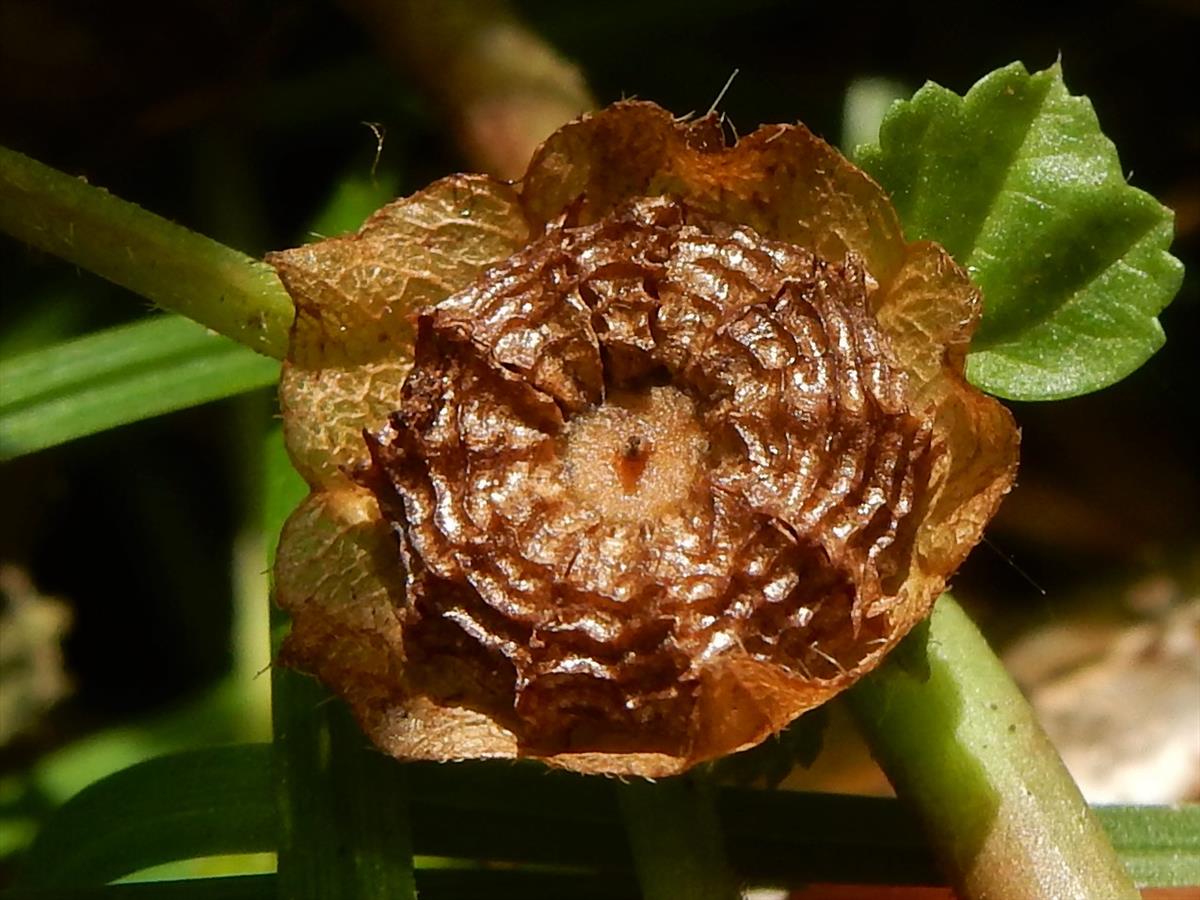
857,62 -> 1183,400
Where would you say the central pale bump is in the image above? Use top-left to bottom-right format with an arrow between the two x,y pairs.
562,385 -> 707,524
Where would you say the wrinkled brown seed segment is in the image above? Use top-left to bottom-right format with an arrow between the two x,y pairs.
363,197 -> 935,758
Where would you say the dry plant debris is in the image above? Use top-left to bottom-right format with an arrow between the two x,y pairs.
268,102 -> 1018,775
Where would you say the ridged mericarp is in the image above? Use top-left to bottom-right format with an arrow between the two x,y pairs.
268,100 -> 1019,776
364,197 -> 934,759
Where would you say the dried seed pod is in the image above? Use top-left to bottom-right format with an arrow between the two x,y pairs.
269,102 -> 1018,776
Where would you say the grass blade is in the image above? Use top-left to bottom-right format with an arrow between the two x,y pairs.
264,429 -> 418,900
15,746 -> 275,888
1098,805 -> 1200,888
618,777 -> 738,900
11,740 -> 1197,890
0,315 -> 278,459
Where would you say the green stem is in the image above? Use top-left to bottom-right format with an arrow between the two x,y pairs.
847,594 -> 1140,900
270,672 -> 418,900
264,429 -> 416,900
617,777 -> 739,900
0,146 -> 292,359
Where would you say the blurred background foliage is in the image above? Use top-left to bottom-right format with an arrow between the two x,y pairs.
1,0 -> 1197,884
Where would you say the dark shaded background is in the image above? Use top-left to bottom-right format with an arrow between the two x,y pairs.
1,0 -> 1196,775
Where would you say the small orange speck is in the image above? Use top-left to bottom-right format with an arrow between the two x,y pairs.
615,435 -> 651,492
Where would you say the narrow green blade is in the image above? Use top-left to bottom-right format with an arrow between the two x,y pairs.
15,742 -> 1197,889
0,315 -> 279,459
16,746 -> 275,888
264,428 -> 418,900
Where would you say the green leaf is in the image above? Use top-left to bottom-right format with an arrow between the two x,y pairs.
1097,804 -> 1200,888
856,61 -> 1183,400
0,315 -> 279,459
13,741 -> 1198,890
16,746 -> 275,888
